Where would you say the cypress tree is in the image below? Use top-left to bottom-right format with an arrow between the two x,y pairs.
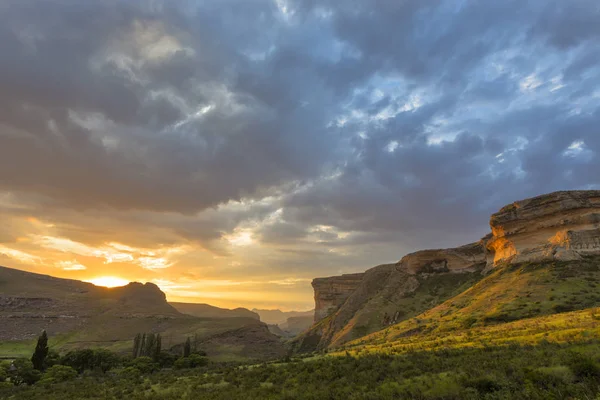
154,334 -> 162,361
31,330 -> 49,370
133,333 -> 142,358
183,337 -> 191,357
145,333 -> 155,358
140,334 -> 147,357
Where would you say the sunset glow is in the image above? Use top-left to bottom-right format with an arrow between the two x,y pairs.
86,276 -> 130,288
0,0 -> 598,313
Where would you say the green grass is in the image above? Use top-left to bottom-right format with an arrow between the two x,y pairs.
341,256 -> 600,353
4,340 -> 600,399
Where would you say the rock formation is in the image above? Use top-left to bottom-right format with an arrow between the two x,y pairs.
312,273 -> 364,322
300,190 -> 600,351
486,190 -> 600,267
396,240 -> 488,274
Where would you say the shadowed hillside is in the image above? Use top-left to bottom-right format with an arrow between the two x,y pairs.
0,266 -> 286,361
170,302 -> 259,320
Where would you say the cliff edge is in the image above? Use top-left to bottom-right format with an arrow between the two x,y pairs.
298,190 -> 600,351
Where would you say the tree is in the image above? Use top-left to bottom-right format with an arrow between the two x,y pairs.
133,333 -> 142,358
129,357 -> 158,374
144,333 -> 156,358
31,330 -> 49,371
183,337 -> 191,358
154,334 -> 162,361
60,349 -> 94,374
140,334 -> 147,357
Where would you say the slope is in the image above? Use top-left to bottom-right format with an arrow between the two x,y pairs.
347,255 -> 600,350
292,259 -> 485,352
0,265 -> 285,361
296,190 -> 600,352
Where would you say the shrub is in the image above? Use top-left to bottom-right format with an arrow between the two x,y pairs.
569,357 -> 600,379
39,365 -> 77,384
462,376 -> 503,394
128,357 -> 159,374
8,359 -> 41,386
173,354 -> 209,369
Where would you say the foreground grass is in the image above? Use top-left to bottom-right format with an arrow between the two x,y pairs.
3,341 -> 600,400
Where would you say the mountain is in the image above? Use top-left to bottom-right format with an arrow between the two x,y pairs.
279,315 -> 314,335
293,190 -> 600,352
347,254 -> 600,352
252,308 -> 313,325
170,302 -> 259,320
0,266 -> 285,361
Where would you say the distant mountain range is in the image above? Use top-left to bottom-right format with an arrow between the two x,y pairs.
251,308 -> 313,325
0,266 -> 286,361
170,302 -> 260,320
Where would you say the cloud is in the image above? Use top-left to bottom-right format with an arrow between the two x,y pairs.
0,0 -> 599,308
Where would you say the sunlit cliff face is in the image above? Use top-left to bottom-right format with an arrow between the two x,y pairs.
0,1 -> 599,310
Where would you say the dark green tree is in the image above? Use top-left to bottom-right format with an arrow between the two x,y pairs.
133,333 -> 142,358
144,333 -> 156,358
140,334 -> 147,357
154,334 -> 162,361
183,337 -> 191,357
31,330 -> 49,371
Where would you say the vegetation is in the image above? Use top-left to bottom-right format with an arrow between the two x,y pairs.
132,333 -> 162,360
1,341 -> 600,399
349,256 -> 600,349
30,331 -> 48,371
2,258 -> 600,398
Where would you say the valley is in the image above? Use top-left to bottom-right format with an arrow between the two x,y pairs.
2,190 -> 600,399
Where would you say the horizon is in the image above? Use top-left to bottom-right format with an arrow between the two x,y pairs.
1,1 -> 599,310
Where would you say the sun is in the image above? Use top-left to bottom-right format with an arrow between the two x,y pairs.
86,276 -> 130,288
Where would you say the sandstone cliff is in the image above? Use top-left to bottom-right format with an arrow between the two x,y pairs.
298,190 -> 600,351
312,273 -> 364,321
396,240 -> 488,274
486,190 -> 600,267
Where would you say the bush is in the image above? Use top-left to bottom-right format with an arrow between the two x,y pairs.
569,357 -> 600,379
39,365 -> 78,384
173,354 -> 209,369
8,359 -> 42,386
156,351 -> 178,368
128,357 -> 159,374
60,348 -> 121,373
462,376 -> 503,394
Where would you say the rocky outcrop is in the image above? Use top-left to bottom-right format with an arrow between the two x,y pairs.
486,190 -> 600,267
312,273 -> 364,322
396,240 -> 488,274
300,190 -> 600,351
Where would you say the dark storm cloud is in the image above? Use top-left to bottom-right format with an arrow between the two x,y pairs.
0,0 -> 599,272
0,0 -> 342,213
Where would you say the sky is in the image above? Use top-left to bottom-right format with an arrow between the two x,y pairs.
0,0 -> 599,311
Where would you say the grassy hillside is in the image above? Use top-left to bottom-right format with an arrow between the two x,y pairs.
3,259 -> 600,399
0,266 -> 285,362
4,331 -> 600,399
292,264 -> 484,351
344,255 -> 600,351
